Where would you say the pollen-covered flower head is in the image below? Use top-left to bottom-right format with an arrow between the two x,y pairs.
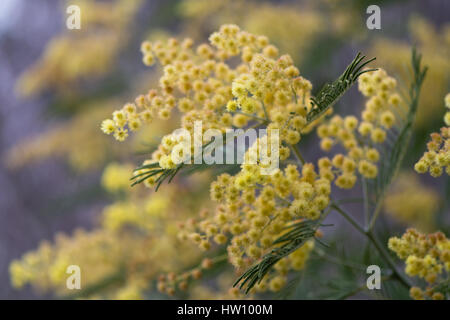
414,93 -> 450,177
388,228 -> 449,299
316,68 -> 404,190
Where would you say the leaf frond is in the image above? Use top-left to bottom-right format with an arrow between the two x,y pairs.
233,218 -> 321,294
307,52 -> 377,123
366,48 -> 427,229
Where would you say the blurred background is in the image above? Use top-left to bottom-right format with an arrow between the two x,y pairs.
0,0 -> 449,299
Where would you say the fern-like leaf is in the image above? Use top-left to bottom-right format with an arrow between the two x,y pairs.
233,219 -> 321,294
307,52 -> 377,123
130,163 -> 184,191
367,48 -> 427,229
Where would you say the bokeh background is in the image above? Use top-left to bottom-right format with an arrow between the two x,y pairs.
0,0 -> 449,299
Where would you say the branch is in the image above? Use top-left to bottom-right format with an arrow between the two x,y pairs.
331,202 -> 413,289
367,48 -> 428,231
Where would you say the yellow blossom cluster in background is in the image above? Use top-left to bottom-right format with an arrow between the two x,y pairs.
388,229 -> 450,300
4,97 -> 173,172
384,172 -> 440,231
5,103 -> 120,172
16,0 -> 142,97
176,0 -> 362,65
9,163 -> 211,299
101,162 -> 135,194
11,0 -> 359,174
370,16 -> 450,129
414,93 -> 450,177
9,229 -> 127,295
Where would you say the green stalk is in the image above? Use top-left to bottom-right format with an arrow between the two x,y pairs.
291,144 -> 306,165
331,203 -> 412,289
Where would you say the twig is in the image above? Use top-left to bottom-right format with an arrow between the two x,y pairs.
338,274 -> 392,300
313,248 -> 367,271
331,202 -> 413,289
290,144 -> 306,165
362,177 -> 370,227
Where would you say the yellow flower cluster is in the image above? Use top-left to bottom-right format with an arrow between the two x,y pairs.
156,257 -> 223,297
384,173 -> 440,231
414,93 -> 450,177
102,29 -> 232,143
358,68 -> 402,134
9,229 -> 128,295
102,24 -> 310,138
316,68 -> 402,189
187,271 -> 248,299
101,162 -> 134,193
388,228 -> 450,300
178,163 -> 323,292
102,25 -> 317,188
6,100 -> 171,172
17,0 -> 142,97
177,0 -> 360,65
9,168 -> 208,299
229,48 -> 311,143
370,15 -> 450,129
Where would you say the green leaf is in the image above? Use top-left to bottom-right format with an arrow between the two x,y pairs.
233,219 -> 320,294
307,52 -> 377,123
367,48 -> 428,229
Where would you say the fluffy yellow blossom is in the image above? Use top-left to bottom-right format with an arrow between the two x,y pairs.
414,93 -> 450,177
316,68 -> 404,189
181,158 -> 321,291
384,173 -> 440,231
16,0 -> 142,97
10,230 -> 128,295
101,163 -> 134,193
388,229 -> 450,299
115,284 -> 143,300
9,182 -> 204,298
103,25 -> 317,193
370,15 -> 450,129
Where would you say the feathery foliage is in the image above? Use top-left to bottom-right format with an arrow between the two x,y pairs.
307,52 -> 377,123
131,162 -> 184,191
233,219 -> 323,294
366,48 -> 428,230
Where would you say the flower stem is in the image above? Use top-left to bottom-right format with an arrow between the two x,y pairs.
362,178 -> 369,227
330,202 -> 413,289
338,274 -> 392,300
261,102 -> 270,121
291,144 -> 306,165
230,110 -> 268,123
